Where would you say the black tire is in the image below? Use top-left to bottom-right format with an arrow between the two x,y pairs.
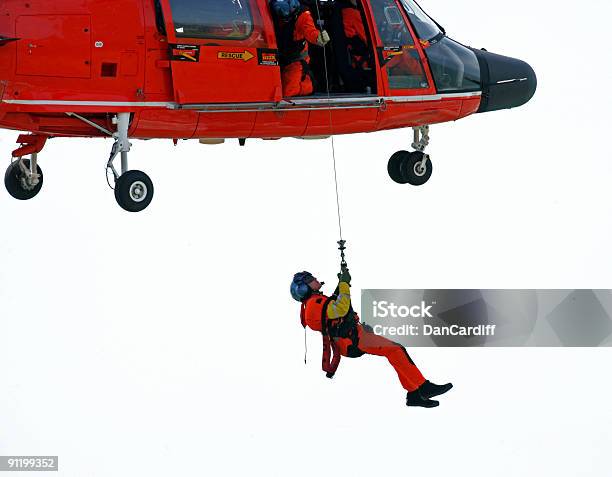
4,159 -> 43,200
387,151 -> 410,184
400,151 -> 433,186
114,170 -> 154,213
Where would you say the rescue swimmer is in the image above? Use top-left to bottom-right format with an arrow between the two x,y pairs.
291,268 -> 453,408
270,0 -> 330,97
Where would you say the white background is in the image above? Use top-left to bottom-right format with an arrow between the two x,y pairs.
1,0 -> 612,476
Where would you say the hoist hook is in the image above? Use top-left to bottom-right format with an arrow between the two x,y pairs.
337,240 -> 348,270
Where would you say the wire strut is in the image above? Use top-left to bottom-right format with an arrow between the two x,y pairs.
313,1 -> 347,267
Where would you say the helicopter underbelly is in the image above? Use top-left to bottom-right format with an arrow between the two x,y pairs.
0,92 -> 481,139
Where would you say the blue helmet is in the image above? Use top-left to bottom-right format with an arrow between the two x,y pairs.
271,0 -> 302,21
291,271 -> 315,302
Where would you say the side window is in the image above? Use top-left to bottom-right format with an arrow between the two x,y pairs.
168,0 -> 253,40
370,0 -> 428,90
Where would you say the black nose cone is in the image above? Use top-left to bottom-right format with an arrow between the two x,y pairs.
470,48 -> 537,113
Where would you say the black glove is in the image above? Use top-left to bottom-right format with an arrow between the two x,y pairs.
337,266 -> 351,284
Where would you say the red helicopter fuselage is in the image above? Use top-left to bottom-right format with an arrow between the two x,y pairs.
0,0 -> 536,211
0,0 -> 537,140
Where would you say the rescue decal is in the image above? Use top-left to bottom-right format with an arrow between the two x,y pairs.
217,50 -> 254,62
257,49 -> 279,67
171,44 -> 201,62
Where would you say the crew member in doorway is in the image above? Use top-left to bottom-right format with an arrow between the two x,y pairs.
341,0 -> 370,70
291,269 -> 453,408
340,0 -> 373,92
270,0 -> 330,97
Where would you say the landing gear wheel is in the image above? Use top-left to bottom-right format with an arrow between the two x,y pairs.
387,151 -> 410,184
4,159 -> 43,200
400,151 -> 433,186
114,170 -> 154,213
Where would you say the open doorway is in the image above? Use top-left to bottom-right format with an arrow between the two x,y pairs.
304,0 -> 378,96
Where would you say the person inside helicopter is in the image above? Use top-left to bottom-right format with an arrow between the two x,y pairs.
338,0 -> 375,93
301,0 -> 377,95
307,0 -> 426,95
270,0 -> 331,97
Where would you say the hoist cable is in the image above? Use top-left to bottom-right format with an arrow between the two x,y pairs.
312,0 -> 344,244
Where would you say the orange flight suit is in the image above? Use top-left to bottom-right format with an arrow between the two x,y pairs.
342,7 -> 367,44
335,320 -> 426,392
341,7 -> 370,69
302,284 -> 426,392
280,11 -> 322,97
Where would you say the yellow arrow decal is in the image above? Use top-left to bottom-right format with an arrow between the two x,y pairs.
217,50 -> 254,62
181,52 -> 197,62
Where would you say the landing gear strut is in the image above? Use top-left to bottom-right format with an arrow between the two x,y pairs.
107,112 -> 154,212
387,125 -> 433,186
5,134 -> 47,200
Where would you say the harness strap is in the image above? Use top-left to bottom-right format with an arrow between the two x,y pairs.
300,59 -> 315,83
302,294 -> 363,378
322,335 -> 341,378
319,296 -> 341,377
320,296 -> 334,337
281,49 -> 308,67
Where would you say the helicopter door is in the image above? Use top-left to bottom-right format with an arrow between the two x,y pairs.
367,0 -> 435,97
158,0 -> 281,104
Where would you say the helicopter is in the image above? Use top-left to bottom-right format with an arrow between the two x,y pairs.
0,0 -> 536,212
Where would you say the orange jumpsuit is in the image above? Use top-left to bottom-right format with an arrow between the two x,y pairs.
335,319 -> 426,392
341,7 -> 369,69
342,8 -> 367,44
303,283 -> 426,392
279,11 -> 322,97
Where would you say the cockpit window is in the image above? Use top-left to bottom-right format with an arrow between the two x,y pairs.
395,0 -> 480,93
398,0 -> 441,41
425,37 -> 481,92
168,0 -> 253,40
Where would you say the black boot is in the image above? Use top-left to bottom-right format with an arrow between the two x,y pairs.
406,390 -> 439,408
419,380 -> 453,400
